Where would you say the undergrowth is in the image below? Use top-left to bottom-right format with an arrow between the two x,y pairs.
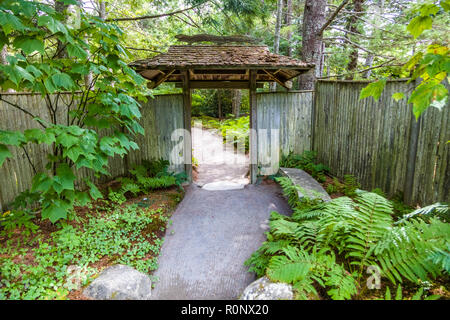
0,158 -> 186,300
280,151 -> 329,183
107,158 -> 187,205
193,115 -> 249,152
245,178 -> 450,300
0,204 -> 171,300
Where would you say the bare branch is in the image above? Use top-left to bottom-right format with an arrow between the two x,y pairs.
106,2 -> 208,22
0,95 -> 46,129
317,0 -> 350,36
323,36 -> 394,59
318,58 -> 399,79
125,47 -> 163,54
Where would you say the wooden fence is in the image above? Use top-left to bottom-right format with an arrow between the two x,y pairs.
313,80 -> 449,206
0,93 -> 184,210
256,91 -> 313,175
1,82 -> 448,208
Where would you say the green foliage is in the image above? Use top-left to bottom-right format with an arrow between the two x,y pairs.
194,115 -> 249,152
325,175 -> 360,198
399,202 -> 449,223
106,159 -> 187,205
359,79 -> 387,101
360,2 -> 449,119
0,210 -> 38,238
245,188 -> 449,300
0,204 -> 167,299
219,116 -> 249,152
280,151 -> 329,183
382,284 -> 440,300
275,177 -> 323,210
0,0 -> 148,222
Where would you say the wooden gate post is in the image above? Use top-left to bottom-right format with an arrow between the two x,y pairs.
249,70 -> 258,184
182,70 -> 192,182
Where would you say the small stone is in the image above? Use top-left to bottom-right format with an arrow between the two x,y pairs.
240,276 -> 293,300
83,264 -> 152,300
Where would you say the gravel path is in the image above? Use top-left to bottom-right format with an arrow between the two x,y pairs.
150,124 -> 291,300
192,124 -> 249,186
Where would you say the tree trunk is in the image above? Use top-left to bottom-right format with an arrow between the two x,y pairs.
345,0 -> 365,80
270,0 -> 283,92
284,0 -> 293,57
0,45 -> 7,65
55,1 -> 69,59
362,54 -> 374,78
99,1 -> 106,19
217,90 -> 222,119
297,0 -> 327,90
231,89 -> 241,117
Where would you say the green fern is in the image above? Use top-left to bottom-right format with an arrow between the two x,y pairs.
398,202 -> 449,223
382,285 -> 440,300
246,188 -> 449,300
266,246 -> 358,300
372,218 -> 449,284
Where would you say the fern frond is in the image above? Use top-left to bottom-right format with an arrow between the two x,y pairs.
267,246 -> 312,283
398,202 -> 449,223
344,192 -> 393,269
373,218 -> 450,283
270,219 -> 300,238
292,204 -> 326,221
324,262 -> 358,300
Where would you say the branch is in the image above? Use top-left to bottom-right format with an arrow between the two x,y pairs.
0,95 -> 46,129
125,47 -> 163,54
323,36 -> 394,59
22,145 -> 37,175
317,0 -> 350,36
318,58 -> 399,79
106,2 -> 208,22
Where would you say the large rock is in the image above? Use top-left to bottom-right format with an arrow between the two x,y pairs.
83,264 -> 152,300
240,276 -> 293,300
279,167 -> 331,202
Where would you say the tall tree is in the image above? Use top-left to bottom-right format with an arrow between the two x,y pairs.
284,0 -> 293,57
231,89 -> 241,117
54,1 -> 70,59
345,0 -> 366,79
99,1 -> 106,19
297,0 -> 327,90
270,0 -> 283,91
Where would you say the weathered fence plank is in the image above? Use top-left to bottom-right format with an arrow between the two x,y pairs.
313,80 -> 449,206
0,93 -> 184,209
256,91 -> 313,175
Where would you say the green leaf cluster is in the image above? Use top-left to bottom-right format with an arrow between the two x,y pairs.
0,0 -> 149,222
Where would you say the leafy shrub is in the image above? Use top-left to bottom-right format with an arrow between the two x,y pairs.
245,181 -> 449,300
0,0 -> 147,222
280,151 -> 329,182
